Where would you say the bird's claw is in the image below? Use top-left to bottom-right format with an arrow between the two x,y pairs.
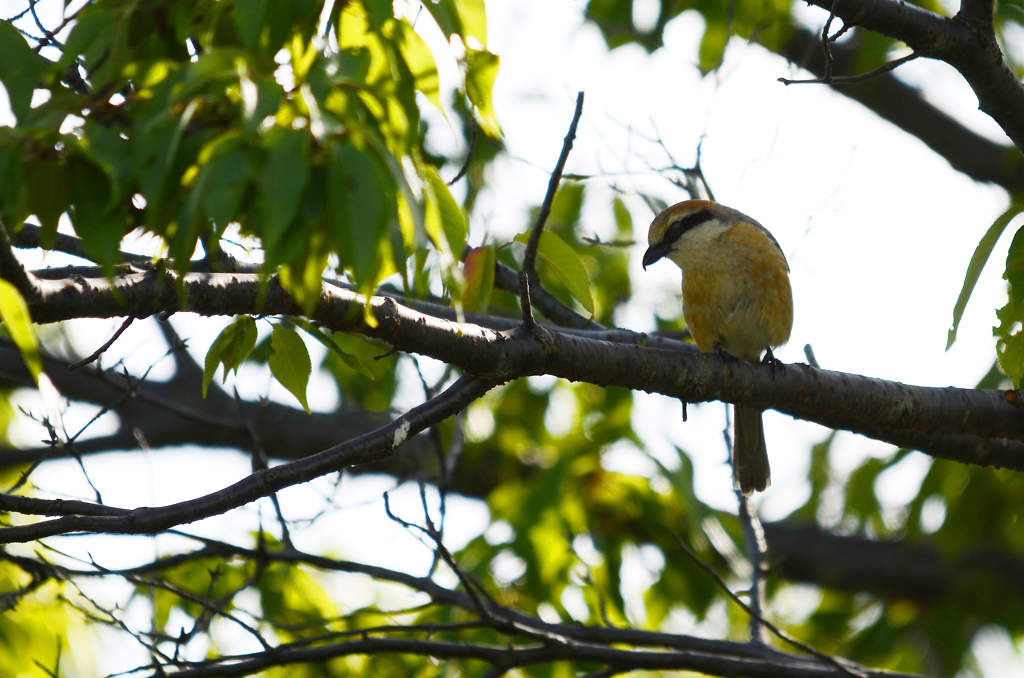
762,347 -> 786,379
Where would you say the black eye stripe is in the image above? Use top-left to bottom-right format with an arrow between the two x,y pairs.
664,208 -> 714,244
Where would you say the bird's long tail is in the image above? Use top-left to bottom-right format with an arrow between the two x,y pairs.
732,404 -> 771,494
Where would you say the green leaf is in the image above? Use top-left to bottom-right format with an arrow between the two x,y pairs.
995,294 -> 1024,387
56,8 -> 115,72
454,0 -> 487,45
0,144 -> 24,226
423,165 -> 467,257
423,164 -> 467,300
258,128 -> 311,255
514,230 -> 595,316
390,21 -> 441,109
0,280 -> 42,383
463,245 -> 495,313
947,204 -> 1024,349
464,48 -> 502,138
235,0 -> 270,49
612,196 -> 632,236
66,153 -> 125,272
328,143 -> 390,284
420,0 -> 461,40
196,150 -> 248,228
292,318 -> 375,379
0,23 -> 45,123
419,0 -> 486,45
202,316 -> 259,397
269,324 -> 311,412
1005,222 -> 1024,302
364,0 -> 394,31
26,160 -> 70,249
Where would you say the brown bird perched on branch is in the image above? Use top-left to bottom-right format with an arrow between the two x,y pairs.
643,200 -> 793,494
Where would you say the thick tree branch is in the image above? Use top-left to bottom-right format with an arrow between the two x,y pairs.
781,28 -> 1024,191
13,270 -> 1024,469
801,0 -> 1024,154
762,521 -> 1024,603
152,636 -> 926,678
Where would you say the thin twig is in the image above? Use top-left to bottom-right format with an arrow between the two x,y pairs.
518,92 -> 585,329
448,116 -> 478,186
671,533 -> 868,678
821,0 -> 840,81
69,317 -> 135,370
736,492 -> 768,644
522,91 -> 586,278
235,389 -> 294,550
517,270 -> 537,331
779,52 -> 920,86
31,0 -> 94,53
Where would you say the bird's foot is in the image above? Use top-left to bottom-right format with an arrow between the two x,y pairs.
762,347 -> 786,379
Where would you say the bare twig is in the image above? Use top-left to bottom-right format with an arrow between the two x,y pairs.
779,52 -> 920,86
671,533 -> 868,678
522,92 -> 586,278
518,91 -> 585,330
736,492 -> 769,644
448,115 -> 478,186
0,377 -> 495,543
68,317 -> 135,370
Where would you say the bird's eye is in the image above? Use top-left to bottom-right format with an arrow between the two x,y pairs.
664,208 -> 713,244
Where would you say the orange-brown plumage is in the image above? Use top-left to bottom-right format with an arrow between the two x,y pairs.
643,200 -> 793,493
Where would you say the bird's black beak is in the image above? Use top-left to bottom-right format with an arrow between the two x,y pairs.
642,242 -> 667,270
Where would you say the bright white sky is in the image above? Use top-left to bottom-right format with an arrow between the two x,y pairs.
1,0 -> 1022,674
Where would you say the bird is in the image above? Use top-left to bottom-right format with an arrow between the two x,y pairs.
642,200 -> 793,494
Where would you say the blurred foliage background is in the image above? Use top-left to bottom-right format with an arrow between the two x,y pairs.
0,0 -> 1022,676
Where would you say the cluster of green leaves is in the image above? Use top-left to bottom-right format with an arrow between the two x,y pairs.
583,0 -> 946,75
585,0 -> 794,71
142,541 -> 435,677
0,561 -> 82,675
454,379 -> 741,640
204,315 -> 375,411
0,0 -> 505,405
0,0 -> 497,306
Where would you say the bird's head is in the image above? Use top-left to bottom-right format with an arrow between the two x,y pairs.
643,200 -> 783,271
642,200 -> 721,270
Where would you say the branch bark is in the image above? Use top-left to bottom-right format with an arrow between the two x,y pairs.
800,0 -> 1024,155
14,269 -> 1024,469
0,376 -> 494,543
782,27 -> 1024,192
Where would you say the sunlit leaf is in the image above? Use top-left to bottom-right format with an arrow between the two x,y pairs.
464,48 -> 502,138
0,280 -> 42,383
202,316 -> 259,397
390,21 -> 441,109
455,0 -> 487,45
463,245 -> 495,313
269,323 -> 311,412
423,164 -> 467,301
612,196 -> 632,236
